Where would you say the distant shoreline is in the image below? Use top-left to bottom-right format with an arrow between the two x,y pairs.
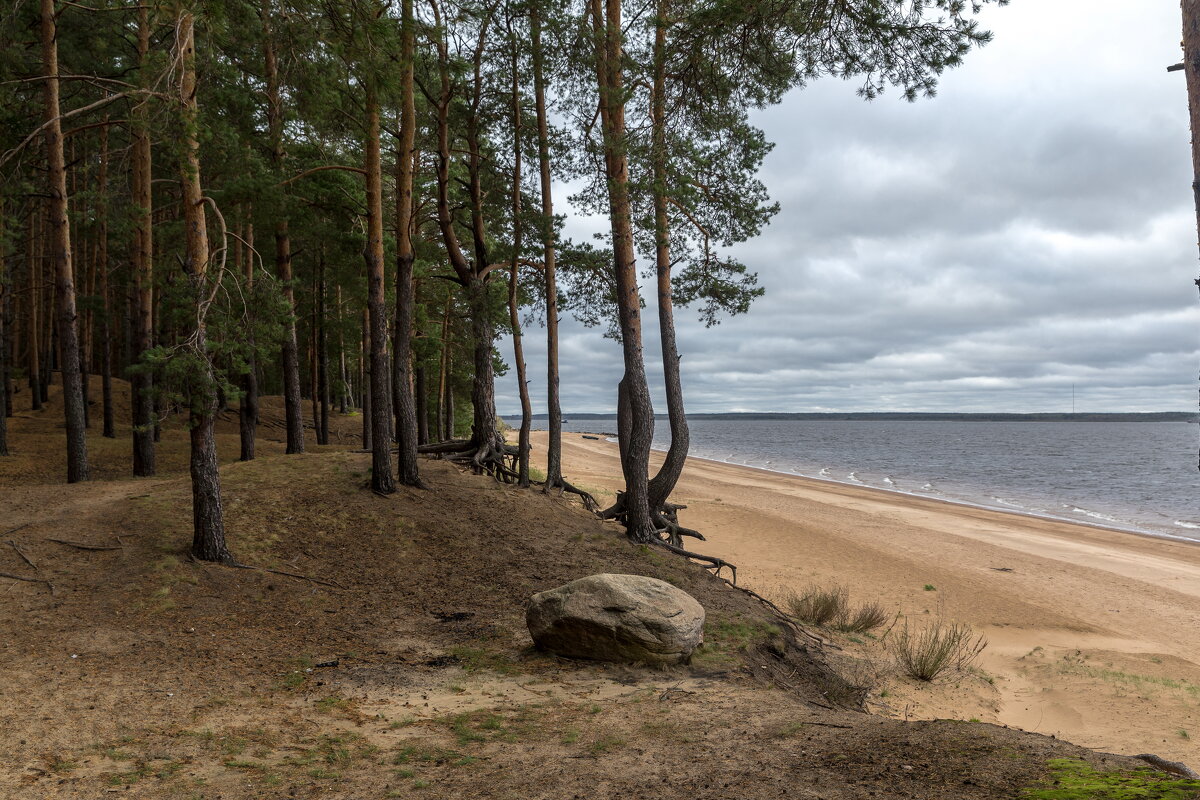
504,411 -> 1197,422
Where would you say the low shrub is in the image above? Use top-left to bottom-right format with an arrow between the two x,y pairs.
890,618 -> 986,681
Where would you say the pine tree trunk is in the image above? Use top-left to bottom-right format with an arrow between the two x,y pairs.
0,197 -> 8,455
591,0 -> 654,540
131,4 -> 156,475
1183,0 -> 1200,471
42,0 -> 90,483
28,213 -> 41,412
415,364 -> 428,444
337,284 -> 348,414
394,5 -> 422,486
364,86 -> 395,494
97,116 -> 115,439
263,0 -> 304,455
507,43 -> 531,487
532,5 -> 563,490
437,292 -> 451,440
317,259 -> 329,446
177,9 -> 231,564
361,306 -> 371,450
646,9 -> 688,513
239,216 -> 258,461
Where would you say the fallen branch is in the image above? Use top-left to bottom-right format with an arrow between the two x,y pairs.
1132,753 -> 1200,779
230,562 -> 346,589
7,540 -> 38,571
3,523 -> 33,537
0,571 -> 54,594
47,538 -> 122,551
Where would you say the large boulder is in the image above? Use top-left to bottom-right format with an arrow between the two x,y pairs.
526,574 -> 705,665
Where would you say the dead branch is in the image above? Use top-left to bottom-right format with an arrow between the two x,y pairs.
0,571 -> 54,594
47,538 -> 122,551
228,561 -> 346,589
6,540 -> 38,571
3,523 -> 33,536
1132,754 -> 1200,779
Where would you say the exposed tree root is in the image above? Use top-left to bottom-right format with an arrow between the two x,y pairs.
542,477 -> 599,511
187,555 -> 346,589
0,571 -> 54,594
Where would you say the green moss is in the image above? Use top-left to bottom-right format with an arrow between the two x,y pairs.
1020,758 -> 1200,799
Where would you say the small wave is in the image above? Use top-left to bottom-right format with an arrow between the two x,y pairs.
818,468 -> 831,477
882,477 -> 895,486
920,483 -> 936,492
1174,520 -> 1200,530
1069,506 -> 1119,523
990,497 -> 1025,509
847,472 -> 862,483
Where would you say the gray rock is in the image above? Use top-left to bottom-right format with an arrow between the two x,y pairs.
526,574 -> 705,665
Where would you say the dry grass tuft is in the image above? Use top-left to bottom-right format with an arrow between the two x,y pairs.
889,619 -> 987,682
784,585 -> 890,634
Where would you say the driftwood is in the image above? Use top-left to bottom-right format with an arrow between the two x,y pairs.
7,540 -> 38,571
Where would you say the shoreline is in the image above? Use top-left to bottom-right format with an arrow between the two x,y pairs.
539,430 -> 1200,761
572,431 -> 1200,549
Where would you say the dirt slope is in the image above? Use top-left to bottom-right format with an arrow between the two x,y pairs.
0,379 -> 1165,798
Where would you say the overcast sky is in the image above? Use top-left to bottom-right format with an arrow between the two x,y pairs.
497,2 -> 1198,414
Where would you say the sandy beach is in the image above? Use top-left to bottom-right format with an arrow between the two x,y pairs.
537,430 -> 1200,762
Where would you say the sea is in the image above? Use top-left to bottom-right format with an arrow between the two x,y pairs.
539,418 -> 1200,544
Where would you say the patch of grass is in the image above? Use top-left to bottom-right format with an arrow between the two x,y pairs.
393,745 -> 477,767
1020,758 -> 1200,799
447,711 -> 513,745
691,616 -> 780,668
589,734 -> 626,755
891,618 -> 987,682
224,759 -> 268,770
388,717 -> 417,730
561,728 -> 580,744
924,584 -> 937,592
447,646 -> 519,676
315,694 -> 352,714
48,759 -> 78,773
1057,664 -> 1200,698
306,768 -> 341,780
1177,729 -> 1190,740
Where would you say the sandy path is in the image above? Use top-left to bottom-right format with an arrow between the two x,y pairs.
538,430 -> 1200,761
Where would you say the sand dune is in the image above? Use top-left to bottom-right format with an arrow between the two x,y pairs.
540,430 -> 1200,761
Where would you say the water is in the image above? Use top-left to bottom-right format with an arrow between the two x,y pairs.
543,418 -> 1200,543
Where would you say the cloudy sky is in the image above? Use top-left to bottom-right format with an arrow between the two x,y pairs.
498,2 -> 1198,414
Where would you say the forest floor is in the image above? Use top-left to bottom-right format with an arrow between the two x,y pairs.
0,377 -> 1182,799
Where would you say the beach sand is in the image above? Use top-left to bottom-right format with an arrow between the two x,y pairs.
537,430 -> 1200,762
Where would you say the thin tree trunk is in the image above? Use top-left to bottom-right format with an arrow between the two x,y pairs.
646,7 -> 688,514
76,137 -> 91,430
364,85 -> 394,494
239,213 -> 258,460
131,4 -> 155,475
437,292 -> 451,439
27,212 -> 41,411
531,4 -> 563,490
317,255 -> 329,445
415,364 -> 428,444
97,116 -> 115,439
361,305 -> 371,450
177,9 -> 231,564
42,0 -> 90,483
591,0 -> 654,540
263,0 -> 304,455
507,36 -> 531,487
394,2 -> 423,486
337,284 -> 347,414
0,198 -> 8,455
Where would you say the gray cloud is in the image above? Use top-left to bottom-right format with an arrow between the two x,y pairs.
498,2 -> 1200,414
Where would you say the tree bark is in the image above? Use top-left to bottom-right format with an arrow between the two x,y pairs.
365,87 -> 395,494
262,0 -> 304,455
415,363 -> 428,444
177,9 -> 232,564
591,0 -> 654,540
437,292 -> 452,439
0,198 -> 8,456
42,0 -> 90,483
131,4 -> 155,475
317,256 -> 329,445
